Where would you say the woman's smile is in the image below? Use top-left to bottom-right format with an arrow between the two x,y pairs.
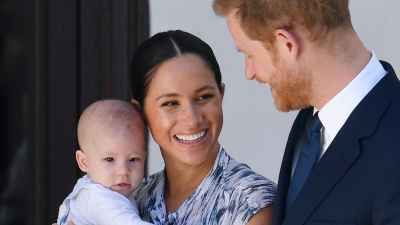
174,130 -> 207,144
144,54 -> 224,167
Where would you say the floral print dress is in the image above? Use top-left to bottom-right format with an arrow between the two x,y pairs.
134,147 -> 276,225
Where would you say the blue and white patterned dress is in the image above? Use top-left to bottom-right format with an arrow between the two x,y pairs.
134,147 -> 276,225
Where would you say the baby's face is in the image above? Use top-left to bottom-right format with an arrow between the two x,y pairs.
83,131 -> 146,196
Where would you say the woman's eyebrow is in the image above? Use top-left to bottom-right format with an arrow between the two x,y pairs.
195,85 -> 217,93
155,85 -> 216,101
156,93 -> 179,101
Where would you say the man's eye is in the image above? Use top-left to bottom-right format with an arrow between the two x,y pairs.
104,157 -> 114,162
161,101 -> 178,107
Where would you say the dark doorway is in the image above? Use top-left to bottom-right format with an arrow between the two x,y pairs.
0,0 -> 149,224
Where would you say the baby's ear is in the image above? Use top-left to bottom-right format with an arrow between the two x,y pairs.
130,98 -> 141,108
75,150 -> 88,173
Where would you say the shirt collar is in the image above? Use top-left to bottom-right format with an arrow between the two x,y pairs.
318,52 -> 386,150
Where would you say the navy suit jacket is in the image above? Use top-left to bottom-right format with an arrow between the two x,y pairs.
272,61 -> 400,225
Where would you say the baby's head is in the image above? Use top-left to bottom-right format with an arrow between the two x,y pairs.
76,99 -> 146,196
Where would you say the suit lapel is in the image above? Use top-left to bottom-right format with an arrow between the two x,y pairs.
281,63 -> 397,225
273,108 -> 313,225
283,125 -> 361,225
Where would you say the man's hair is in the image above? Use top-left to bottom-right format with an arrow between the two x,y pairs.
213,0 -> 352,46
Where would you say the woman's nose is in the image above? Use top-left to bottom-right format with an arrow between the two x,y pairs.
181,103 -> 202,128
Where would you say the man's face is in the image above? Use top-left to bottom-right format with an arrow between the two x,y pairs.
226,11 -> 311,112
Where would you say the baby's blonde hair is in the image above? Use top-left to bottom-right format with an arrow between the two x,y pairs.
77,99 -> 144,152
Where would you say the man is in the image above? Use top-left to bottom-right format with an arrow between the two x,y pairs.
213,1 -> 400,225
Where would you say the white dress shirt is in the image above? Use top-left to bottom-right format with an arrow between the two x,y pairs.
291,52 -> 387,177
318,52 -> 387,156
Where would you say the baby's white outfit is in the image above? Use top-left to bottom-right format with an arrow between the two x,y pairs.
57,175 -> 152,225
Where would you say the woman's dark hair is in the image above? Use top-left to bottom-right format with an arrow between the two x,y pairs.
130,30 -> 223,106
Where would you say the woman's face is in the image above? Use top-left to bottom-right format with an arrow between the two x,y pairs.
143,54 -> 223,168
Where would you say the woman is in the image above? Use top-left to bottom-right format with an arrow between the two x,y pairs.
130,30 -> 276,225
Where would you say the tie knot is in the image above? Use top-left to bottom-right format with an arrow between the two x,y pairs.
308,113 -> 322,137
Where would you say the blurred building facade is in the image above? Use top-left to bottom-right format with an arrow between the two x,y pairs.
0,0 -> 149,224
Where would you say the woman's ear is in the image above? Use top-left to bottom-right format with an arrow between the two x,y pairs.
75,150 -> 88,173
220,83 -> 225,99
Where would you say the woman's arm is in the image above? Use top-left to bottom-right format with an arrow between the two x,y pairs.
246,207 -> 272,225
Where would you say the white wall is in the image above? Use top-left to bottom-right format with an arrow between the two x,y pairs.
147,0 -> 400,182
350,1 -> 400,74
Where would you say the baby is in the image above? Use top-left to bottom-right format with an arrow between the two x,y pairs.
57,99 -> 152,225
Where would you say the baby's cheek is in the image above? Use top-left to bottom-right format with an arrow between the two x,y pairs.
131,168 -> 145,187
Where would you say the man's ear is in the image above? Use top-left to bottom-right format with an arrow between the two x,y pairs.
274,28 -> 301,60
76,150 -> 88,173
